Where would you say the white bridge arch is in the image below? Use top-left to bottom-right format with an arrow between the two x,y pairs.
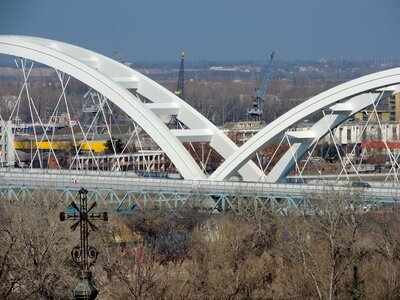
1,36 -> 400,184
0,35 -> 264,180
211,68 -> 400,182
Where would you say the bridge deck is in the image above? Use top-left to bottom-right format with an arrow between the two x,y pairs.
0,168 -> 398,201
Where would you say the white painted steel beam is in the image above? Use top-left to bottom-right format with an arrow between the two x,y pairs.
286,131 -> 316,141
325,103 -> 353,113
0,35 -> 204,180
267,92 -> 388,182
0,35 -> 264,180
212,69 -> 400,181
112,77 -> 139,89
171,129 -> 213,142
145,102 -> 180,116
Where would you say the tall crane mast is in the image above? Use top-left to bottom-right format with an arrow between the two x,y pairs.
111,50 -> 132,67
175,51 -> 185,99
112,50 -> 125,64
247,51 -> 275,122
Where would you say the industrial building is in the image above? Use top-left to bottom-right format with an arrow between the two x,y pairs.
354,93 -> 400,122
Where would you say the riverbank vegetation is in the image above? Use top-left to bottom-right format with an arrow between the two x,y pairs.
1,191 -> 400,299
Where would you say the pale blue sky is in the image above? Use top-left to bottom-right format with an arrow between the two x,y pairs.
1,0 -> 399,61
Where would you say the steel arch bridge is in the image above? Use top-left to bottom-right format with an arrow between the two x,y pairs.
0,35 -> 400,197
0,35 -> 263,181
212,70 -> 400,182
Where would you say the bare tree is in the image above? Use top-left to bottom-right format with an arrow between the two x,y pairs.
183,214 -> 279,299
0,192 -> 75,299
287,188 -> 364,299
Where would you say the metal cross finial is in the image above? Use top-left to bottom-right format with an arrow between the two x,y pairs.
60,188 -> 108,271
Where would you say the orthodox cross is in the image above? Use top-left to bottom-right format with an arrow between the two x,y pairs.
60,188 -> 108,271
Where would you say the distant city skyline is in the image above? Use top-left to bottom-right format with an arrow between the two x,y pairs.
1,0 -> 399,62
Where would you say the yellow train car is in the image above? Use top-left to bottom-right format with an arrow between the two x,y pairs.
14,140 -> 107,153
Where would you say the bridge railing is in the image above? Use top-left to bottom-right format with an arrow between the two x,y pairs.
0,168 -> 398,202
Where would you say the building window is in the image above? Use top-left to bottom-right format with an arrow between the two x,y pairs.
347,129 -> 351,142
393,127 -> 398,141
377,100 -> 388,111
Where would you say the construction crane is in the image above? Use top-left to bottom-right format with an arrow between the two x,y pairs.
112,50 -> 125,64
174,51 -> 185,99
111,50 -> 132,67
247,51 -> 275,122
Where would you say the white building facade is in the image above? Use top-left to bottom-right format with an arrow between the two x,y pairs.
0,121 -> 15,166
